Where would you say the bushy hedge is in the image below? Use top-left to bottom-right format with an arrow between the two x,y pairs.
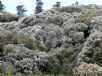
73,63 -> 102,76
0,11 -> 19,22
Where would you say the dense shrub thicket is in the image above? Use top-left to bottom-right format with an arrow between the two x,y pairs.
0,11 -> 19,22
0,4 -> 102,75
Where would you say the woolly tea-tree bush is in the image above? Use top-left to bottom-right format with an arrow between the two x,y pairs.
73,63 -> 102,76
1,4 -> 102,75
0,11 -> 19,22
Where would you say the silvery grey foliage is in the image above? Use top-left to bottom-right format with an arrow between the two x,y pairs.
2,44 -> 49,73
0,7 -> 86,74
77,15 -> 102,65
77,30 -> 102,65
90,16 -> 102,33
73,63 -> 102,76
0,11 -> 19,22
0,4 -> 102,75
15,58 -> 34,74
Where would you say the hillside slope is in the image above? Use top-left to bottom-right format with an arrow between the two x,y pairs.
0,4 -> 102,76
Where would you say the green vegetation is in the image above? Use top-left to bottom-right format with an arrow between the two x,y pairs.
0,73 -> 69,76
5,66 -> 12,76
21,73 -> 68,76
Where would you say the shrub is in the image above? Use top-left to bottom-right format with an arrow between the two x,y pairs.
0,11 -> 19,22
15,58 -> 34,74
47,48 -> 81,75
2,44 -> 49,74
73,63 -> 102,76
77,31 -> 102,65
47,56 -> 60,75
75,15 -> 91,25
57,6 -> 82,13
92,46 -> 102,66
